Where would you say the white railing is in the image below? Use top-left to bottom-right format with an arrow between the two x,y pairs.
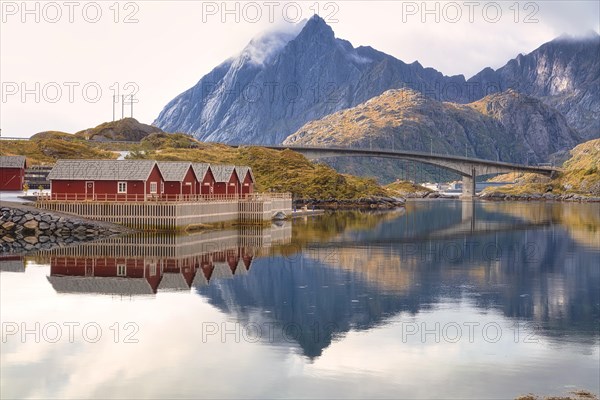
36,192 -> 291,203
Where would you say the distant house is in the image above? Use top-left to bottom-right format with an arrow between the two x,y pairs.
0,156 -> 27,191
211,165 -> 240,195
235,166 -> 255,195
48,160 -> 164,200
157,162 -> 198,197
192,163 -> 215,195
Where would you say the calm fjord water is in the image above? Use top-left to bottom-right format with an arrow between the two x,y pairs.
1,201 -> 599,399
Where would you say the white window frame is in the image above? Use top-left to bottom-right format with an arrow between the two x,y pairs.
117,264 -> 127,277
149,262 -> 157,276
160,182 -> 164,194
150,182 -> 158,194
117,182 -> 127,194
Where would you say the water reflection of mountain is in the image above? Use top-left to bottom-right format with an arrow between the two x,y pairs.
198,202 -> 600,358
41,225 -> 291,296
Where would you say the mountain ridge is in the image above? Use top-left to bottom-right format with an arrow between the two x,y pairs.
154,15 -> 599,149
283,88 -> 582,182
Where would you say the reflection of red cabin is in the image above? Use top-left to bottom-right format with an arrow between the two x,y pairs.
49,257 -> 162,295
157,162 -> 197,197
0,156 -> 27,191
48,160 -> 164,200
235,166 -> 255,195
47,245 -> 256,294
192,163 -> 214,195
211,165 -> 239,195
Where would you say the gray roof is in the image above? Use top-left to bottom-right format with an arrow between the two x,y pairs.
211,165 -> 236,182
191,163 -> 211,181
235,166 -> 254,182
157,162 -> 193,182
47,160 -> 158,181
192,270 -> 208,288
0,259 -> 25,273
0,156 -> 26,168
235,259 -> 248,275
157,273 -> 190,291
210,262 -> 234,280
47,275 -> 155,296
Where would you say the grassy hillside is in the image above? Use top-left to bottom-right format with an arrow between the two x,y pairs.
385,180 -> 432,196
484,139 -> 600,196
0,138 -> 117,164
2,121 -> 387,200
129,144 -> 386,199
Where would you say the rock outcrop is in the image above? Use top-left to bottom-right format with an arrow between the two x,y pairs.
479,192 -> 600,202
294,196 -> 405,210
0,206 -> 123,253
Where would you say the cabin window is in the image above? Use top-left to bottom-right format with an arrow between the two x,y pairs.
150,182 -> 157,194
160,182 -> 164,194
118,182 -> 127,194
117,264 -> 127,277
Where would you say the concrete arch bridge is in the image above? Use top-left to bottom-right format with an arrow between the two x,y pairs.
258,146 -> 560,197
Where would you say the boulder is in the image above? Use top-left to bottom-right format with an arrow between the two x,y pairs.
38,236 -> 50,243
23,236 -> 38,245
1,235 -> 15,243
23,220 -> 38,230
1,221 -> 15,230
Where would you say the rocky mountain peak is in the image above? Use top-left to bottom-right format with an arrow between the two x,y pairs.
300,14 -> 334,38
155,22 -> 599,147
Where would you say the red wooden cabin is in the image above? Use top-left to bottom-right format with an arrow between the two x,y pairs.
235,166 -> 255,195
0,156 -> 27,191
211,165 -> 240,196
157,162 -> 198,198
192,163 -> 215,195
48,160 -> 164,201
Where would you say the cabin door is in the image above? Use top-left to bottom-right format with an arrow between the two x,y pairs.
85,181 -> 95,200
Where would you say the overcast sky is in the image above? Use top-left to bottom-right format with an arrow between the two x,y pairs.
1,0 -> 598,137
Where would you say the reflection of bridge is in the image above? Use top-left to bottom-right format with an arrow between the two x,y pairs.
259,146 -> 560,197
298,201 -> 553,247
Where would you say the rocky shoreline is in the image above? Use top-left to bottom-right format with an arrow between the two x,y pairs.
0,204 -> 127,254
479,192 -> 600,202
295,196 -> 406,210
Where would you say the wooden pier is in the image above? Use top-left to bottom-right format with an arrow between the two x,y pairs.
35,193 -> 292,231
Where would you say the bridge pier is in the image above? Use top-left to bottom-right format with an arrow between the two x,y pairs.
461,168 -> 476,199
